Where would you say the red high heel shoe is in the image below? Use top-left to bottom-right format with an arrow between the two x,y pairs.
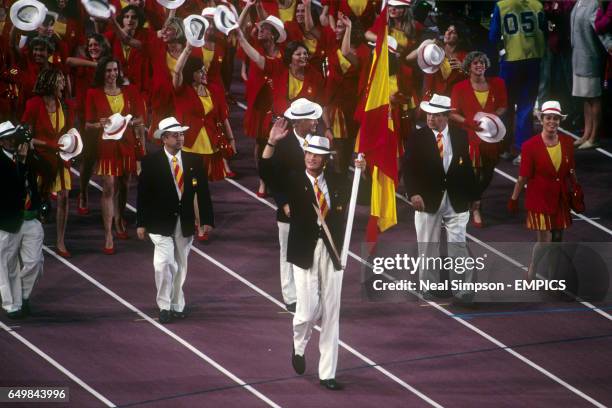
77,194 -> 90,215
103,246 -> 115,255
225,171 -> 237,179
115,231 -> 129,240
256,191 -> 267,198
56,249 -> 72,258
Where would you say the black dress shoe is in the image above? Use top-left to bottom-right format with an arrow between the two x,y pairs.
291,346 -> 305,375
172,310 -> 187,319
6,310 -> 23,320
159,309 -> 172,324
286,303 -> 296,313
319,379 -> 343,391
21,299 -> 31,317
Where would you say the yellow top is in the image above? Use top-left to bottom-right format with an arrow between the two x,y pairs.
183,94 -> 215,155
546,143 -> 561,172
389,28 -> 408,50
438,58 -> 452,80
202,47 -> 214,70
106,93 -> 125,114
303,36 -> 317,55
474,89 -> 489,109
120,0 -> 128,8
54,20 -> 67,37
348,0 -> 367,16
122,43 -> 131,60
389,74 -> 399,96
336,49 -> 352,74
48,104 -> 65,133
288,72 -> 303,100
166,52 -> 178,74
278,0 -> 296,22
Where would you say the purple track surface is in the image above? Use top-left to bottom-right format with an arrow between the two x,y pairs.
1,79 -> 611,408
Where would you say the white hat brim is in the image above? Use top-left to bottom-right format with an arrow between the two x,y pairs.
303,146 -> 334,155
214,6 -> 238,36
261,19 -> 287,43
474,112 -> 506,143
156,0 -> 186,10
184,15 -> 209,48
419,101 -> 453,114
103,114 -> 133,140
10,0 -> 48,32
59,128 -> 83,161
284,103 -> 323,120
153,125 -> 190,139
537,110 -> 568,121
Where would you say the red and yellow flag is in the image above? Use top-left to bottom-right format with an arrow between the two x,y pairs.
356,6 -> 398,245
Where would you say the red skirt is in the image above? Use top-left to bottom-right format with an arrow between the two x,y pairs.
97,138 -> 137,176
526,197 -> 572,231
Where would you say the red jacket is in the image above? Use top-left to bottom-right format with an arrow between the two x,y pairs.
451,77 -> 508,162
423,50 -> 467,100
520,134 -> 575,214
264,58 -> 324,116
174,82 -> 228,149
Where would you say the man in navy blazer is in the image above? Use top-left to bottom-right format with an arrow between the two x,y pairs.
137,117 -> 214,324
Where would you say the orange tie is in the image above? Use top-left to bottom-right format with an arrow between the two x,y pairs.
436,132 -> 444,159
314,177 -> 328,218
172,156 -> 184,194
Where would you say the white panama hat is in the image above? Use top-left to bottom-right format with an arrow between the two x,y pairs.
102,112 -> 132,140
419,94 -> 454,114
213,4 -> 238,36
417,41 -> 445,74
303,135 -> 333,155
284,98 -> 323,120
10,0 -> 48,31
58,128 -> 84,161
183,14 -> 209,47
81,0 -> 116,20
474,112 -> 506,143
153,116 -> 190,139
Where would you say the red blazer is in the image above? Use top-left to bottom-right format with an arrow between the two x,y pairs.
451,77 -> 508,161
174,82 -> 228,149
325,0 -> 381,31
21,95 -> 75,167
264,58 -> 324,116
105,28 -> 153,99
520,134 -> 575,214
85,85 -> 145,151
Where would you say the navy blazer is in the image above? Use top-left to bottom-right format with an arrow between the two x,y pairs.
0,150 -> 41,233
137,149 -> 214,237
403,125 -> 478,214
260,157 -> 350,270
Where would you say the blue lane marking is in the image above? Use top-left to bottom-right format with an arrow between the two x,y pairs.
453,305 -> 612,320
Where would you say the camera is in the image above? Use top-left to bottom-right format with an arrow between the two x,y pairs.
13,124 -> 33,146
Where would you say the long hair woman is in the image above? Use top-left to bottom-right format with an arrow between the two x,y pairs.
21,67 -> 75,257
85,57 -> 145,254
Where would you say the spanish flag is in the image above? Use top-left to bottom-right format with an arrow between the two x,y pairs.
356,6 -> 398,245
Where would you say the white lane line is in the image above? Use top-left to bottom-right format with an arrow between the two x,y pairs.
0,320 -> 116,407
559,127 -> 612,159
493,168 -> 612,237
42,247 -> 282,408
224,177 -> 608,407
74,170 -> 443,406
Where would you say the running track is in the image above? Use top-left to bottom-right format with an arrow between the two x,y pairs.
1,80 -> 611,407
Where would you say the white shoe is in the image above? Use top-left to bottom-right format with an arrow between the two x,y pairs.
512,154 -> 521,166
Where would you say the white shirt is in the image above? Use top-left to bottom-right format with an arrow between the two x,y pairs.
431,125 -> 452,173
3,149 -> 15,161
294,129 -> 310,150
305,171 -> 329,225
164,147 -> 183,198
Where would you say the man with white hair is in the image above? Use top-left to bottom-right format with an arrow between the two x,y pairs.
137,117 -> 214,324
403,94 -> 478,301
269,98 -> 322,313
260,119 -> 365,391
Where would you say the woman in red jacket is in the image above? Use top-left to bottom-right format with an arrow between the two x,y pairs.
173,45 -> 236,182
450,51 -> 507,227
66,33 -> 111,214
85,57 -> 145,254
509,101 -> 576,265
21,68 -> 75,258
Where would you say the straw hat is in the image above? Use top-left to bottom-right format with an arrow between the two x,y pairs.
153,116 -> 190,139
58,128 -> 83,161
213,4 -> 238,36
284,98 -> 323,120
183,15 -> 209,47
419,94 -> 454,114
417,41 -> 445,74
102,112 -> 132,140
10,0 -> 48,31
303,135 -> 333,155
474,112 -> 506,143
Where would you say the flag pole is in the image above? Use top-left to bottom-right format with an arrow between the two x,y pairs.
341,153 -> 364,269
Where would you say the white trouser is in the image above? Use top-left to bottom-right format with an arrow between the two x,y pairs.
292,239 -> 344,380
0,220 -> 44,313
414,192 -> 472,293
277,221 -> 296,305
149,219 -> 193,312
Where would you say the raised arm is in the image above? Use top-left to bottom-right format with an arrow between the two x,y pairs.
172,44 -> 193,89
110,15 -> 142,49
236,27 -> 265,70
340,15 -> 359,66
302,0 -> 320,38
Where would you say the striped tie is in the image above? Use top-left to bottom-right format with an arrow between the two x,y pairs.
436,132 -> 444,159
314,177 -> 328,218
172,156 -> 184,194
